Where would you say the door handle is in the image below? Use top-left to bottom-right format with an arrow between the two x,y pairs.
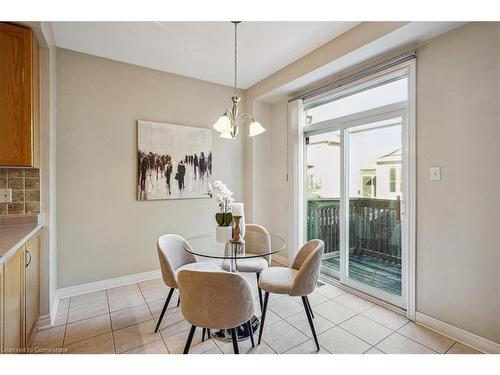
26,249 -> 32,268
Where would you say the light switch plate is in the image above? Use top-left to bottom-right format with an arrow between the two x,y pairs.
430,167 -> 441,181
0,188 -> 12,203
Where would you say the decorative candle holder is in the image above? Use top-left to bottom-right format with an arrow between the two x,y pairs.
231,216 -> 245,244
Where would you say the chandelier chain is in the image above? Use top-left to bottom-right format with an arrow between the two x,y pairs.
234,22 -> 238,96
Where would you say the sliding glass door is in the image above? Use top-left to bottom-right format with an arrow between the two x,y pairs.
345,118 -> 403,299
303,67 -> 410,307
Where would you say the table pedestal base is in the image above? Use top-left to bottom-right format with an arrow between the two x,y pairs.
211,315 -> 260,341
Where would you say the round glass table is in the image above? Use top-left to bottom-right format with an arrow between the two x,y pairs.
183,231 -> 286,341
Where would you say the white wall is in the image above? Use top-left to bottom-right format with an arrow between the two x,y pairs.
56,49 -> 245,288
415,22 -> 500,343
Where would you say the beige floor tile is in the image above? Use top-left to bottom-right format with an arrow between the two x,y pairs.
268,296 -> 303,319
314,300 -> 357,324
318,326 -> 371,354
376,332 -> 436,354
64,314 -> 111,345
201,346 -> 223,354
157,310 -> 191,336
261,319 -> 309,353
138,278 -> 172,303
113,320 -> 162,353
163,328 -> 217,354
107,284 -> 146,312
334,293 -> 374,313
64,333 -> 115,354
361,304 -> 409,330
31,325 -> 66,352
286,311 -> 335,338
111,304 -> 153,331
148,296 -> 180,319
340,315 -> 393,345
123,339 -> 169,354
397,322 -> 455,353
315,283 -> 347,299
70,290 -> 107,306
364,347 -> 384,354
67,291 -> 109,324
262,310 -> 283,326
446,342 -> 482,354
284,340 -> 330,354
306,291 -> 329,306
215,337 -> 275,354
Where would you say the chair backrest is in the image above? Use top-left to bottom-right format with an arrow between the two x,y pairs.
244,224 -> 272,264
157,234 -> 196,289
289,239 -> 324,296
178,270 -> 255,330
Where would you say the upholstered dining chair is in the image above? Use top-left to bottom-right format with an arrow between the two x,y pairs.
222,224 -> 271,310
257,239 -> 324,351
155,234 -> 220,333
178,269 -> 256,354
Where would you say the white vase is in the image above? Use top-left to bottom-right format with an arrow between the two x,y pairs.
216,225 -> 232,243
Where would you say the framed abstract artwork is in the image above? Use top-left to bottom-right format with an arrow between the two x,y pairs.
137,120 -> 212,200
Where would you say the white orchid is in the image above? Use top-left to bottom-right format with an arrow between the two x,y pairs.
210,180 -> 235,213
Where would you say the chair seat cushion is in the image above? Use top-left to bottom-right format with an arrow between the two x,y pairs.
221,257 -> 268,273
258,267 -> 298,295
175,261 -> 220,283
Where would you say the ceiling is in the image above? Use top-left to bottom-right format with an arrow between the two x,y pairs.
51,21 -> 359,89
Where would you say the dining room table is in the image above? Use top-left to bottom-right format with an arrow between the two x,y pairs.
183,230 -> 286,341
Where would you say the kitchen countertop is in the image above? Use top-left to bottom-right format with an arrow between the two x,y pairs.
0,215 -> 43,265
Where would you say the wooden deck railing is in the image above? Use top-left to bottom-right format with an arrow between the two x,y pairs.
307,198 -> 401,264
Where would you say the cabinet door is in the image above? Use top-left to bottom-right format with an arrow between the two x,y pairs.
0,23 -> 33,166
25,235 -> 39,346
2,248 -> 25,353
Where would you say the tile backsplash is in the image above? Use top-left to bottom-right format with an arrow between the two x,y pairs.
0,168 -> 40,215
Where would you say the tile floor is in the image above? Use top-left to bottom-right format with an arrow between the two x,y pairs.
31,275 -> 482,354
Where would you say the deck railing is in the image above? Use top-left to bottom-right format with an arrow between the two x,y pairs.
307,198 -> 401,264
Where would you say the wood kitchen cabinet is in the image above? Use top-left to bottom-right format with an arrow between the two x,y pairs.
0,22 -> 40,167
24,235 -> 39,347
2,247 -> 25,353
0,232 -> 40,354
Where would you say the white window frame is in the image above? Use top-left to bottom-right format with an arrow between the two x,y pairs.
288,60 -> 416,318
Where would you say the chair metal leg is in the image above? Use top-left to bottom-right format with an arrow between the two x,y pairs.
183,325 -> 197,354
230,328 -> 239,354
258,292 -> 270,345
202,328 -> 206,342
247,320 -> 255,347
305,295 -> 314,319
256,273 -> 263,311
207,329 -> 211,338
301,296 -> 319,351
177,296 -> 180,307
154,288 -> 174,333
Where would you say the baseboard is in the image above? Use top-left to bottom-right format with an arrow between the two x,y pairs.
37,314 -> 52,331
415,312 -> 500,354
56,269 -> 162,300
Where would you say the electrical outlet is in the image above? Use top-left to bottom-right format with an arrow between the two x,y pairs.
0,188 -> 12,203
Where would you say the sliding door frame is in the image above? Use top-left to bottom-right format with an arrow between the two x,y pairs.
293,60 -> 416,317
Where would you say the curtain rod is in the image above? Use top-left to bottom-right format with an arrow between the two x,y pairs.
289,51 -> 416,103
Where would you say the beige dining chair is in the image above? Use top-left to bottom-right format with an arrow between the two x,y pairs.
155,234 -> 220,333
222,224 -> 271,310
257,239 -> 324,351
178,269 -> 256,354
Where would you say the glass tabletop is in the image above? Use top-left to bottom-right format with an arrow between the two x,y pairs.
183,231 -> 286,260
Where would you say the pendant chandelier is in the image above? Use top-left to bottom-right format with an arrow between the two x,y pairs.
213,21 -> 266,139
